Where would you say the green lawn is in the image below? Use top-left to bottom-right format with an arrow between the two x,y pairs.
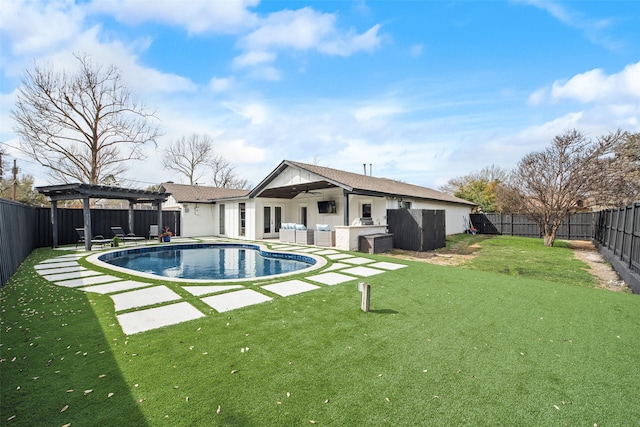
1,236 -> 639,426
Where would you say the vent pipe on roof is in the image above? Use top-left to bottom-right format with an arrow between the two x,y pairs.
363,163 -> 367,175
370,163 -> 372,176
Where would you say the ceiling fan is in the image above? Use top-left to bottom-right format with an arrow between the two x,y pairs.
302,186 -> 322,195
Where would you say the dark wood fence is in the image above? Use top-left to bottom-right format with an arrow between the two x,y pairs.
470,212 -> 594,240
593,203 -> 640,293
0,199 -> 38,287
387,209 -> 446,251
0,198 -> 181,287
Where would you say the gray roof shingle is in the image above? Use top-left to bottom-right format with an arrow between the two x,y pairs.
160,182 -> 250,203
286,161 -> 475,206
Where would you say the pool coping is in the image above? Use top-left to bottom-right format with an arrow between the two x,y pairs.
85,241 -> 328,284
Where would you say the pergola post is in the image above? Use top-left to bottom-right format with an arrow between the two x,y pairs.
128,201 -> 135,234
82,196 -> 92,251
157,201 -> 163,236
51,200 -> 59,248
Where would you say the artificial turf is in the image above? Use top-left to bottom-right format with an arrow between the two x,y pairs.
1,236 -> 639,426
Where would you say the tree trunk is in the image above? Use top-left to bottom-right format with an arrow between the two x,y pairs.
543,233 -> 556,247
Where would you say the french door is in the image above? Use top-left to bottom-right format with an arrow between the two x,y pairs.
263,205 -> 282,238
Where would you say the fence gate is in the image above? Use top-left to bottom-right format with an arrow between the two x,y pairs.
387,209 -> 446,251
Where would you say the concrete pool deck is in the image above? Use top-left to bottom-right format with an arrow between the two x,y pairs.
35,240 -> 407,335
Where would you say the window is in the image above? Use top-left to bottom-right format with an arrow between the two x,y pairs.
239,203 -> 245,236
219,204 -> 225,235
300,206 -> 307,227
400,200 -> 412,209
362,203 -> 372,218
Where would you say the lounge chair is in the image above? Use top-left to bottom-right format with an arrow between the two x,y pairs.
111,226 -> 145,244
149,224 -> 159,240
75,228 -> 111,248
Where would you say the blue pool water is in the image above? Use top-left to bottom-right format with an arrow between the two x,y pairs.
99,244 -> 316,280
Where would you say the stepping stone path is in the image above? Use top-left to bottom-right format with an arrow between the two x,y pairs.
34,244 -> 407,335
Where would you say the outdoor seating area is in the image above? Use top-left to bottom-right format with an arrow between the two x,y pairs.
75,228 -> 111,248
111,226 -> 145,244
279,223 -> 336,246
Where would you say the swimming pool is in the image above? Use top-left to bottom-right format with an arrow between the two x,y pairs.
86,243 -> 326,283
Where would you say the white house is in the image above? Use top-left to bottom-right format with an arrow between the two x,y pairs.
159,160 -> 475,249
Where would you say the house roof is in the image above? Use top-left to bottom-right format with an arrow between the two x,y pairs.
250,160 -> 476,206
160,182 -> 250,203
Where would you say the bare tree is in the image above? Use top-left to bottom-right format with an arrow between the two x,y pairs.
595,131 -> 640,208
503,129 -> 625,247
162,134 -> 215,185
210,156 -> 249,189
11,53 -> 160,184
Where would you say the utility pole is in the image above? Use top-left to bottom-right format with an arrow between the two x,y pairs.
12,159 -> 18,201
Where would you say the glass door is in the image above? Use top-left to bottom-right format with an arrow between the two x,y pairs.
263,205 -> 282,238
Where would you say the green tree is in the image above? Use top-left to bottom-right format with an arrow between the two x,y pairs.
0,173 -> 48,206
440,165 -> 508,212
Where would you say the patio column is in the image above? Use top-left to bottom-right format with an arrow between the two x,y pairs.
343,190 -> 350,226
82,196 -> 92,251
50,200 -> 58,248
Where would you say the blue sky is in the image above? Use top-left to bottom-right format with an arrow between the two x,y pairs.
1,0 -> 639,190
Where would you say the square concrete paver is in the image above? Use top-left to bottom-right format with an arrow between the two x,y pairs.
306,272 -> 356,286
269,244 -> 291,250
368,261 -> 408,270
341,266 -> 385,277
111,286 -> 181,311
117,302 -> 204,335
79,280 -> 152,294
182,285 -> 243,296
294,247 -> 323,253
54,275 -> 122,288
35,261 -> 81,270
323,262 -> 351,272
40,254 -> 83,263
201,289 -> 272,312
326,253 -> 354,261
262,280 -> 320,297
341,257 -> 375,265
36,265 -> 87,276
314,249 -> 339,255
42,269 -> 104,282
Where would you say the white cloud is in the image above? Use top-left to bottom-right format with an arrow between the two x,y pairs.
0,0 -> 85,57
530,61 -> 640,104
209,77 -> 234,92
87,0 -> 260,35
353,104 -> 404,122
516,0 -> 621,50
233,51 -> 276,68
236,7 -> 382,69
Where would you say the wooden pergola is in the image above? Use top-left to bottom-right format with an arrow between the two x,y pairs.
36,183 -> 170,251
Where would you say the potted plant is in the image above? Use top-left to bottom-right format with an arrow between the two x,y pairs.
159,226 -> 173,242
111,236 -> 120,247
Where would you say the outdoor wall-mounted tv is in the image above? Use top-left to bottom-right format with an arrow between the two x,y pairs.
317,200 -> 337,214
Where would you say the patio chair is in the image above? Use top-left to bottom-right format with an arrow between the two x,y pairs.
149,224 -> 159,240
75,228 -> 111,248
111,226 -> 145,244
